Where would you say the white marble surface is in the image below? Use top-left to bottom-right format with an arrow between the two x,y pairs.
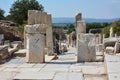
105,53 -> 120,80
0,47 -> 106,80
14,72 -> 55,80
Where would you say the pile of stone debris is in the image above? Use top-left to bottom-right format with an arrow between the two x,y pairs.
0,20 -> 23,41
0,41 -> 24,63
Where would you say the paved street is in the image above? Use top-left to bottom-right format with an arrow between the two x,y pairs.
0,47 -> 107,80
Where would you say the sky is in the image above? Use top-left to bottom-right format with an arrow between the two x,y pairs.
0,0 -> 120,19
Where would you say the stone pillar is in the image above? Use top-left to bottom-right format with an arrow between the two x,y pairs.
95,35 -> 99,44
25,24 -> 47,63
46,14 -> 54,55
75,13 -> 86,49
76,21 -> 86,33
77,33 -> 96,62
75,13 -> 96,62
75,13 -> 82,27
24,29 -> 26,48
98,34 -> 102,44
109,27 -> 113,38
76,13 -> 86,51
66,35 -> 70,46
70,33 -> 73,46
102,34 -> 105,44
115,34 -> 117,37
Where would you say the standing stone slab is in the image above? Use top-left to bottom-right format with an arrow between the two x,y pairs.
28,10 -> 48,25
25,24 -> 47,63
76,21 -> 86,33
75,13 -> 82,27
28,10 -> 36,25
46,14 -> 54,55
77,34 -> 96,62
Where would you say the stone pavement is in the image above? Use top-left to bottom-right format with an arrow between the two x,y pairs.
0,47 -> 107,80
105,53 -> 120,80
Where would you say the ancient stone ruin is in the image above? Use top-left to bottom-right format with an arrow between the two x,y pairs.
25,10 -> 54,63
76,13 -> 96,62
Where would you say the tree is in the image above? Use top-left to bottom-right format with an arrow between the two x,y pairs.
102,19 -> 120,37
86,22 -> 110,33
66,23 -> 75,34
112,20 -> 120,36
0,8 -> 5,20
53,32 -> 59,40
102,26 -> 110,38
9,0 -> 44,25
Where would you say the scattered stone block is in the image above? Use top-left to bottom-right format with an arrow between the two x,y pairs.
8,44 -> 19,56
0,45 -> 9,60
105,47 -> 114,54
114,42 -> 120,54
14,49 -> 26,57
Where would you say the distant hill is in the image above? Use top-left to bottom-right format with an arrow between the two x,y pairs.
52,17 -> 120,23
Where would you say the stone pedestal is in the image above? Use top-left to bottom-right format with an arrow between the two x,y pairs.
77,34 -> 96,62
25,24 -> 47,63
